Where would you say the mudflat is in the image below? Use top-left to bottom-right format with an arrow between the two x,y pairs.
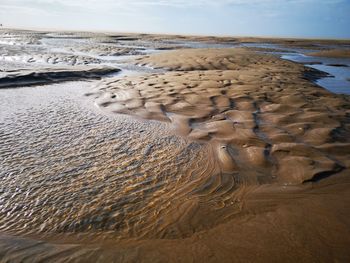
0,29 -> 350,262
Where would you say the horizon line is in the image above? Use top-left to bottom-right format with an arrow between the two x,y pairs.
2,25 -> 350,41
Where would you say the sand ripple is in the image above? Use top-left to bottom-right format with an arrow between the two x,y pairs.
0,81 -> 247,245
1,32 -> 350,262
92,49 -> 350,186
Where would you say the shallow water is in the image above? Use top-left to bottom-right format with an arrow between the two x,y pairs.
0,80 -> 225,243
0,35 -> 247,260
282,53 -> 350,94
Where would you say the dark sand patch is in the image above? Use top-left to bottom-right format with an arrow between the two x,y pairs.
0,66 -> 120,88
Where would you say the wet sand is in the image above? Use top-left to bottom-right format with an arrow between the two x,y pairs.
0,66 -> 119,88
308,49 -> 350,58
1,29 -> 350,262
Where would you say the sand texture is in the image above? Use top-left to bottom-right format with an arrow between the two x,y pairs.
1,30 -> 350,262
91,48 -> 350,185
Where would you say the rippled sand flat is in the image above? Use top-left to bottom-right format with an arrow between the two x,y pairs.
90,48 -> 350,262
93,48 -> 350,184
1,30 -> 350,262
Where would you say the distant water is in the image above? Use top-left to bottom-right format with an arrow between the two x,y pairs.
281,53 -> 350,95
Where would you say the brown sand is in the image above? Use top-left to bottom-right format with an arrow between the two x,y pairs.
92,48 -> 350,185
134,48 -> 267,70
308,49 -> 350,58
1,31 -> 350,262
85,48 -> 350,261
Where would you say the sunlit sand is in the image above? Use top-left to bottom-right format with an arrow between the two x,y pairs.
1,29 -> 350,262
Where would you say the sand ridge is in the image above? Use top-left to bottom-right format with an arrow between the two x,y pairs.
91,48 -> 350,186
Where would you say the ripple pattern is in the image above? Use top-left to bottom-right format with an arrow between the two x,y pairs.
0,81 -> 244,244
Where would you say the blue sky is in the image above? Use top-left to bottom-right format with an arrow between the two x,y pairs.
0,0 -> 349,38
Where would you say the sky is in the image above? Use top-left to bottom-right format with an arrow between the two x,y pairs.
0,0 -> 349,38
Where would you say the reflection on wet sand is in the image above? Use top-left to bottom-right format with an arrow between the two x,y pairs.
0,82 -> 222,239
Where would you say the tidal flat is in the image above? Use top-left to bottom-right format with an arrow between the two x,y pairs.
1,29 -> 350,262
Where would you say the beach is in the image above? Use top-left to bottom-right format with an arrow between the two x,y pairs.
0,29 -> 350,262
